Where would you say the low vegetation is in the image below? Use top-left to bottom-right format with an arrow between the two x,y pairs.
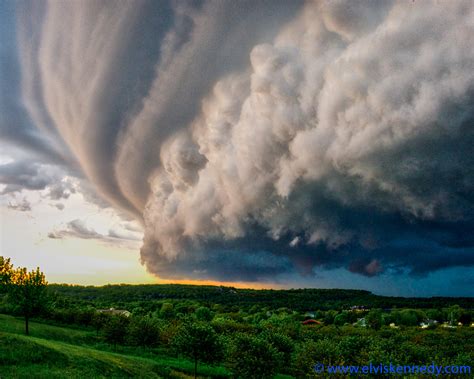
1,256 -> 473,378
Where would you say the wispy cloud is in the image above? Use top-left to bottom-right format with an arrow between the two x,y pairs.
7,198 -> 31,212
48,219 -> 142,249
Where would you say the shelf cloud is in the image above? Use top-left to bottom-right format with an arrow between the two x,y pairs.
5,0 -> 474,284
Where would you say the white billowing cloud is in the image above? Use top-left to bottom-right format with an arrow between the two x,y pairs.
276,0 -> 474,211
142,0 -> 474,278
14,0 -> 474,281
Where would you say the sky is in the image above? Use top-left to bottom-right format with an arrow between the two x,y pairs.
0,0 -> 473,297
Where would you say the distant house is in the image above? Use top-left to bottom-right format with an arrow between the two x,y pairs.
420,319 -> 438,329
97,307 -> 131,317
349,305 -> 368,313
353,317 -> 367,327
441,322 -> 456,329
302,319 -> 322,325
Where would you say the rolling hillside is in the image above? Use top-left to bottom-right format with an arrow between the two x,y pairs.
0,314 -> 230,379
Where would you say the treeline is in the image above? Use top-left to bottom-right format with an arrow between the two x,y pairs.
2,298 -> 473,331
47,283 -> 474,311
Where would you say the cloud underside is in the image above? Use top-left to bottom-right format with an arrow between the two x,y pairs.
8,0 -> 474,282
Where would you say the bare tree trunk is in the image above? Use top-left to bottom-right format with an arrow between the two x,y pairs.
25,313 -> 29,335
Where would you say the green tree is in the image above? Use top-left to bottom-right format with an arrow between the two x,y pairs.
127,316 -> 161,347
172,321 -> 223,378
447,305 -> 463,325
459,311 -> 472,326
292,338 -> 342,377
8,265 -> 48,335
91,312 -> 110,336
338,335 -> 371,364
0,256 -> 14,289
399,309 -> 420,326
159,302 -> 174,319
425,308 -> 443,322
334,311 -> 349,326
366,309 -> 383,330
261,331 -> 294,372
227,333 -> 282,379
103,315 -> 130,348
323,310 -> 338,324
159,320 -> 180,344
194,306 -> 213,321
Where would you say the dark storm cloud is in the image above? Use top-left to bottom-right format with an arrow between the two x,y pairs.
0,160 -> 57,194
4,0 -> 474,286
0,159 -> 104,211
0,159 -> 81,203
141,213 -> 474,282
47,182 -> 74,200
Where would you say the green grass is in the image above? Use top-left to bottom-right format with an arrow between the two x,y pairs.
0,314 -> 231,378
0,332 -> 172,378
0,314 -> 97,345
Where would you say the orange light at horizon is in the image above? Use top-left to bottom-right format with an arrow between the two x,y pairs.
48,276 -> 285,290
156,278 -> 284,290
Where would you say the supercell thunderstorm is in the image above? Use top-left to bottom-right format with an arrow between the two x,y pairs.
14,0 -> 474,282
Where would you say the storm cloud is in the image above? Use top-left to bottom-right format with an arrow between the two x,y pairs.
4,0 -> 474,284
0,160 -> 62,194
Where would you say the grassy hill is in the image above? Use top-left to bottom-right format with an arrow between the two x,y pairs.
0,314 -> 230,378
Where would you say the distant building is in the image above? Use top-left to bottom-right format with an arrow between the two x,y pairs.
302,319 -> 322,325
420,320 -> 438,329
353,317 -> 367,327
349,305 -> 368,313
441,322 -> 456,329
97,307 -> 131,317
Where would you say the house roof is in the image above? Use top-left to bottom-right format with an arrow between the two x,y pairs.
302,319 -> 322,325
97,308 -> 131,316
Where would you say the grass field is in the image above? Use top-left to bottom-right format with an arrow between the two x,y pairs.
0,314 -> 232,378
